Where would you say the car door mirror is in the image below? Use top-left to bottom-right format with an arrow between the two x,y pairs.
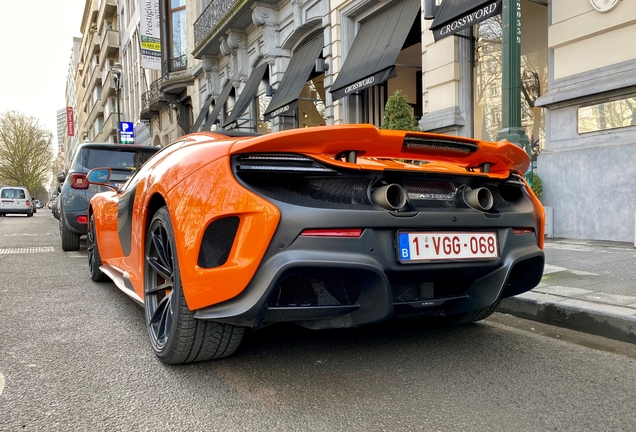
87,168 -> 112,184
57,171 -> 66,183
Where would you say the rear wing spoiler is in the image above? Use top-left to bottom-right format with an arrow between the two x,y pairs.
229,124 -> 530,175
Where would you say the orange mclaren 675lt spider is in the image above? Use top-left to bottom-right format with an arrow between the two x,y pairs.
86,124 -> 545,364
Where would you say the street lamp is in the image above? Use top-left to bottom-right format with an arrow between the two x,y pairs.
111,62 -> 123,143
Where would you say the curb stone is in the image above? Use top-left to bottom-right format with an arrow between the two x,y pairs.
498,292 -> 636,345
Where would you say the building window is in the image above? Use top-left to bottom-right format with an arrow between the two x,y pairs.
169,0 -> 187,71
256,93 -> 272,134
578,96 -> 636,134
473,0 -> 548,147
298,77 -> 327,128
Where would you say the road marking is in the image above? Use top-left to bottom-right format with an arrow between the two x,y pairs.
543,264 -> 599,276
0,247 -> 55,254
66,252 -> 87,258
0,372 -> 4,396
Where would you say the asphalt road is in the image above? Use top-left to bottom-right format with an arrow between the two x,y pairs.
1,212 -> 636,432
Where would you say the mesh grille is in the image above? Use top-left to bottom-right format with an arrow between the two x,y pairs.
391,280 -> 471,303
269,276 -> 362,307
405,181 -> 461,209
250,178 -> 374,209
391,282 -> 434,303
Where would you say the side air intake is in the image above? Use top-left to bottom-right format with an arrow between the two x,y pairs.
197,216 -> 240,268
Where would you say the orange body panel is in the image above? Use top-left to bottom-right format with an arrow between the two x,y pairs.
165,157 -> 279,310
90,191 -> 124,262
91,142 -> 280,310
525,179 -> 546,250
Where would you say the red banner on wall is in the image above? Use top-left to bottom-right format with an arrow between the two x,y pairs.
66,107 -> 75,137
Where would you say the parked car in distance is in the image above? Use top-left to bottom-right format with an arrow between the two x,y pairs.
87,125 -> 545,364
57,142 -> 160,251
0,186 -> 34,217
51,198 -> 59,219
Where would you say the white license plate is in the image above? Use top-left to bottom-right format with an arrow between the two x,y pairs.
398,231 -> 498,262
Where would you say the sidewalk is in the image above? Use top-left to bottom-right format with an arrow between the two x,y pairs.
497,238 -> 636,344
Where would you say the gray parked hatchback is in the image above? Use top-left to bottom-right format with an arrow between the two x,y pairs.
57,143 -> 159,251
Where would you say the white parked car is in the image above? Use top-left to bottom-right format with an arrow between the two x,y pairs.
0,186 -> 34,217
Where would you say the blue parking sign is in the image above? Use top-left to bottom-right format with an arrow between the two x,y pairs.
120,122 -> 134,143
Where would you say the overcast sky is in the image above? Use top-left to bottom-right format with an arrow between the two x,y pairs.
0,1 -> 86,143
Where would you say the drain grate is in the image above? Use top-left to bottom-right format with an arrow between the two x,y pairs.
0,247 -> 55,254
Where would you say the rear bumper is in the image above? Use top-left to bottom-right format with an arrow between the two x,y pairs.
62,208 -> 89,234
194,202 -> 544,329
0,208 -> 30,214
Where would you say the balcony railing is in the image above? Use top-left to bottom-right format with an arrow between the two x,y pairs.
141,78 -> 163,111
161,55 -> 188,79
194,0 -> 240,48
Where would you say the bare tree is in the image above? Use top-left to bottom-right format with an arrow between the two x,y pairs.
0,110 -> 54,198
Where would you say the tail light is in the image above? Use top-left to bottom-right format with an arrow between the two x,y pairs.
77,215 -> 88,224
71,173 -> 89,190
513,228 -> 534,235
301,229 -> 362,237
26,200 -> 30,207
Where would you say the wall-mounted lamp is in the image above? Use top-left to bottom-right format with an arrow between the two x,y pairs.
315,58 -> 329,73
424,0 -> 437,20
265,85 -> 276,97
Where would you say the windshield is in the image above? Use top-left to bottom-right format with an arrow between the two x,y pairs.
75,148 -> 157,172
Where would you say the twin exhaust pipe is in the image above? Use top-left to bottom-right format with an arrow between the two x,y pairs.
371,183 -> 494,212
371,184 -> 408,210
463,187 -> 494,211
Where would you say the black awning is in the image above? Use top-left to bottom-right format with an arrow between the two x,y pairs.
192,95 -> 215,132
201,81 -> 233,131
263,35 -> 324,121
429,0 -> 502,41
223,62 -> 269,128
330,0 -> 421,101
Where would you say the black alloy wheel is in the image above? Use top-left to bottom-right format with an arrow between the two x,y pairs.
144,206 -> 244,364
87,214 -> 107,282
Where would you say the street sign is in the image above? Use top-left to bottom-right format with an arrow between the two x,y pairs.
120,122 -> 134,144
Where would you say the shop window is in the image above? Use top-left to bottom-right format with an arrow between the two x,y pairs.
578,96 -> 636,134
473,0 -> 548,147
297,76 -> 327,128
256,93 -> 272,134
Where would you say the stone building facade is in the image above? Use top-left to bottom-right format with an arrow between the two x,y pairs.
66,0 -> 636,242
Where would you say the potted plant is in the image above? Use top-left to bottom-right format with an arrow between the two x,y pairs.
381,90 -> 419,131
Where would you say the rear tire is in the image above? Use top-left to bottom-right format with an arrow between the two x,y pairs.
60,213 -> 80,251
87,214 -> 107,282
27,211 -> 33,217
144,206 -> 244,364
